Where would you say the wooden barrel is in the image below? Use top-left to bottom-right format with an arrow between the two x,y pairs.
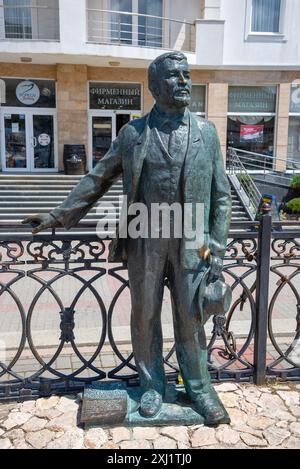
63,144 -> 87,175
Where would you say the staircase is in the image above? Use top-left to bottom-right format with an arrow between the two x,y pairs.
230,182 -> 251,222
0,174 -> 249,231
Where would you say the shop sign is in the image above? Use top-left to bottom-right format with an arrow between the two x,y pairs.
0,78 -> 56,108
90,83 -> 141,110
229,86 -> 277,113
16,81 -> 40,105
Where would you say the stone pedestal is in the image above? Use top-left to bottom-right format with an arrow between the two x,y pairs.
80,382 -> 204,428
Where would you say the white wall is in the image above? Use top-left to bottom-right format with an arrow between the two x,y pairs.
220,0 -> 300,67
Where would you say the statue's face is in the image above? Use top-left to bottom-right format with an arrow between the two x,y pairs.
154,58 -> 192,109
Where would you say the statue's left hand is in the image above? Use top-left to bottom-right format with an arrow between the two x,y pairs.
208,256 -> 223,282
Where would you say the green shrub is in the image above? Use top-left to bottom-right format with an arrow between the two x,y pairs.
290,174 -> 300,190
237,173 -> 253,185
286,197 -> 300,213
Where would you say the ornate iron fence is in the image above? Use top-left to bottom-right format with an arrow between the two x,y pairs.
0,215 -> 299,401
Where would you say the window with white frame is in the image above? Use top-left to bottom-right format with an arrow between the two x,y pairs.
3,0 -> 32,39
110,0 -> 163,47
251,0 -> 281,33
288,84 -> 300,164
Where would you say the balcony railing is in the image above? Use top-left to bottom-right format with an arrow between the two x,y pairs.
87,8 -> 195,52
0,3 -> 60,41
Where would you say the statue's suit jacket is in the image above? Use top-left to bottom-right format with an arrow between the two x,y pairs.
51,110 -> 232,271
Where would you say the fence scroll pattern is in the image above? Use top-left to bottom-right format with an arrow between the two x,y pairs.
0,219 -> 299,401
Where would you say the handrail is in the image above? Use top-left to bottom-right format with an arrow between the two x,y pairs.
86,8 -> 195,26
228,147 -> 262,218
230,147 -> 300,167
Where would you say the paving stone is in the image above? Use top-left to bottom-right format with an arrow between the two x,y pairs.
214,383 -> 239,392
247,415 -> 275,430
276,421 -> 289,429
13,439 -> 31,449
290,406 -> 300,418
153,436 -> 177,449
219,392 -> 240,408
240,433 -> 268,447
233,424 -> 263,438
101,441 -> 120,449
34,408 -> 63,420
47,429 -> 84,449
239,401 -> 257,415
177,442 -> 190,449
2,412 -> 32,430
228,408 -> 248,427
216,427 -> 240,445
132,427 -> 160,440
243,387 -> 262,404
110,427 -> 131,444
120,440 -> 151,449
22,417 -> 47,432
0,408 -> 10,421
283,437 -> 300,449
19,401 -> 36,414
191,427 -> 217,448
56,396 -> 79,413
160,426 -> 189,445
277,391 -> 299,407
290,422 -> 300,438
263,427 -> 290,446
84,428 -> 108,449
0,438 -> 12,449
25,429 -> 55,449
35,396 -> 60,411
4,429 -> 25,440
45,411 -> 77,432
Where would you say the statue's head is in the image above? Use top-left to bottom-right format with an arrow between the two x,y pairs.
148,52 -> 192,111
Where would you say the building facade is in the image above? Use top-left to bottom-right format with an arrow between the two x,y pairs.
0,0 -> 300,173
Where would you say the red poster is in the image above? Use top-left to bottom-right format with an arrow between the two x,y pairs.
240,124 -> 264,142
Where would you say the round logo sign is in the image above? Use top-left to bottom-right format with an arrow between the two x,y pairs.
16,81 -> 40,106
38,133 -> 51,147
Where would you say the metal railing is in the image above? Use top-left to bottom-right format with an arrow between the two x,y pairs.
86,8 -> 195,52
227,147 -> 262,218
0,216 -> 300,401
228,147 -> 300,187
0,3 -> 60,41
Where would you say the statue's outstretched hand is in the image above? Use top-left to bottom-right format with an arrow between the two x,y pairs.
21,213 -> 60,234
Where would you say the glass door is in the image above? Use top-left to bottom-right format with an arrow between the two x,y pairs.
32,113 -> 55,170
1,108 -> 57,172
91,114 -> 114,168
2,112 -> 28,170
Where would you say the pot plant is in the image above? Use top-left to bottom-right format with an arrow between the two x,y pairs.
290,174 -> 300,192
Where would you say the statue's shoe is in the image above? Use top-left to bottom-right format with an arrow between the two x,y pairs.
193,388 -> 231,427
139,390 -> 163,418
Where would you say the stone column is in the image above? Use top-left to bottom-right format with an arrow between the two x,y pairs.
207,83 -> 228,163
56,64 -> 88,171
275,83 -> 291,172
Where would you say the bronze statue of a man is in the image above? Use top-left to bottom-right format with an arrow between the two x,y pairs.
23,52 -> 232,426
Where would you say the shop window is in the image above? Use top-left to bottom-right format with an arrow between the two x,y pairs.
287,84 -> 300,165
251,0 -> 281,33
227,86 -> 277,169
